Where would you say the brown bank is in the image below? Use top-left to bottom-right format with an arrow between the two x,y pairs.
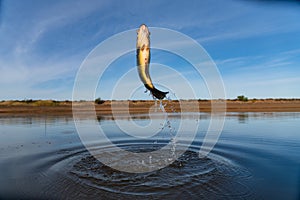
0,99 -> 300,117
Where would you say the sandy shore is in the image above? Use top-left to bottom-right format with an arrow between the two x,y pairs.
0,99 -> 300,117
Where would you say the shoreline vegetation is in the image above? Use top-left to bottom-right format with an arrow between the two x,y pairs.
1,98 -> 300,116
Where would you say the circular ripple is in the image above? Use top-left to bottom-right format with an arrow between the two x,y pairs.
9,142 -> 254,199
54,143 -> 254,199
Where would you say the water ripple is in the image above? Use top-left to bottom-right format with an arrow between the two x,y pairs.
3,140 -> 255,199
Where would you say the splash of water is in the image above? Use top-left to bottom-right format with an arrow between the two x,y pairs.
154,93 -> 178,160
144,89 -> 179,163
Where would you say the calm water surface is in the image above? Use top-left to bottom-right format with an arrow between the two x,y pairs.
0,112 -> 299,199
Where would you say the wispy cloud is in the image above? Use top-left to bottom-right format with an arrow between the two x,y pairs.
216,48 -> 300,71
0,1 -> 112,99
216,49 -> 300,98
0,52 -> 80,99
1,0 -> 300,99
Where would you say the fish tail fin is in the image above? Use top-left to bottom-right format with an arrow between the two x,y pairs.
147,87 -> 168,100
151,88 -> 168,100
144,84 -> 168,99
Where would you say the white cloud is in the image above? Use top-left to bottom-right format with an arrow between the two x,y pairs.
1,1 -> 110,57
1,1 -> 300,100
215,49 -> 300,98
0,53 -> 81,99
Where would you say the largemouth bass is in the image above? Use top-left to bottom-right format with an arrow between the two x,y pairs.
136,24 -> 168,99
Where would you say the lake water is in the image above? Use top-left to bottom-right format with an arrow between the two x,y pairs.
0,112 -> 299,199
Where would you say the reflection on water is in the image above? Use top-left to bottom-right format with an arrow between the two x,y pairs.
0,113 -> 300,199
237,113 -> 249,124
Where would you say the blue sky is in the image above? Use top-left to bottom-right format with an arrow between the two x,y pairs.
0,0 -> 299,100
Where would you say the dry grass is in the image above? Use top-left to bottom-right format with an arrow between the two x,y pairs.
0,99 -> 300,117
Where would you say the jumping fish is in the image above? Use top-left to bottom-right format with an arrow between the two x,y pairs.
136,24 -> 168,100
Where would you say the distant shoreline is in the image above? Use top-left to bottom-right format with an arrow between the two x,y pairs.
1,99 -> 300,117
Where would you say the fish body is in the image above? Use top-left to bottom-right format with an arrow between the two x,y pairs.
136,24 -> 168,100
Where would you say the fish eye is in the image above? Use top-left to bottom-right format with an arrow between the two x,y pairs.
146,47 -> 150,51
141,45 -> 145,51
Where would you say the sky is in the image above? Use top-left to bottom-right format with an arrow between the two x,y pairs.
0,0 -> 300,100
